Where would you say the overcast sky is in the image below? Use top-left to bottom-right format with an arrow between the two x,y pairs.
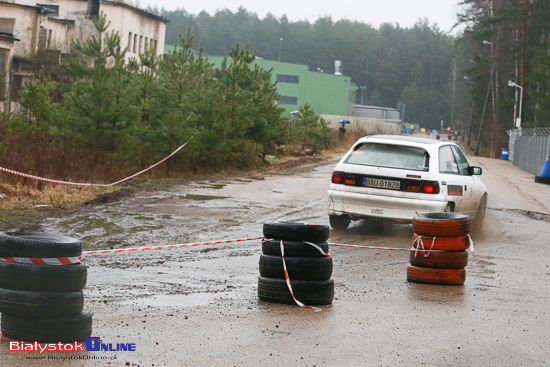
138,0 -> 463,34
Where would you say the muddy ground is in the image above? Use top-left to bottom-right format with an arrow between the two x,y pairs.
1,152 -> 550,366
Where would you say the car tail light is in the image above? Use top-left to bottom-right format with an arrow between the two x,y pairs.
331,171 -> 345,184
420,180 -> 440,194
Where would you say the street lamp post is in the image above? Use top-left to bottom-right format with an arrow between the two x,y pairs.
508,80 -> 523,129
360,86 -> 366,105
278,38 -> 283,62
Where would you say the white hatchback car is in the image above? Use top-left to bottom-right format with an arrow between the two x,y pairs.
327,135 -> 488,231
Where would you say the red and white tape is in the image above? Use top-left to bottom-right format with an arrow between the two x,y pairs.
412,235 -> 475,258
279,240 -> 321,312
329,242 -> 410,251
82,238 -> 415,257
0,256 -> 82,265
303,241 -> 331,257
412,236 -> 437,257
0,142 -> 188,187
82,237 -> 263,255
467,234 -> 475,252
0,237 -> 262,265
0,235 -> 471,265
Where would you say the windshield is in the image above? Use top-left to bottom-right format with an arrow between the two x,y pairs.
344,143 -> 429,171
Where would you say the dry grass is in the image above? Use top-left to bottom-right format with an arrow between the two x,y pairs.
0,183 -> 118,222
0,141 -> 346,225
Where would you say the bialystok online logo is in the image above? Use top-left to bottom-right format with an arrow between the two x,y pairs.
86,337 -> 136,351
9,337 -> 136,354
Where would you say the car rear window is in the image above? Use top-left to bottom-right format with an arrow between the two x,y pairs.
344,143 -> 429,171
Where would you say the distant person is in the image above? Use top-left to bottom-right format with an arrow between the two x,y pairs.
339,123 -> 347,140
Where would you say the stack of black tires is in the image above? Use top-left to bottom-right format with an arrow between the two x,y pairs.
258,222 -> 334,306
0,232 -> 92,342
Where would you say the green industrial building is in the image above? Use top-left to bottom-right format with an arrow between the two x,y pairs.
228,58 -> 356,117
164,46 -> 356,117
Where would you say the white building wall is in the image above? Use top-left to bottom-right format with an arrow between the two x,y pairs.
3,0 -> 166,59
0,3 -> 46,59
46,18 -> 75,52
101,3 -> 166,59
11,0 -> 85,18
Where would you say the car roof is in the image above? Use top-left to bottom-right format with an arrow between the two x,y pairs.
348,135 -> 462,157
363,135 -> 444,145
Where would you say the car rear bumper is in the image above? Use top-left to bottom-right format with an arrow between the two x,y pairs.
327,189 -> 448,221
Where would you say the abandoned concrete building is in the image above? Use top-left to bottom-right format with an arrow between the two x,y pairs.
0,0 -> 167,109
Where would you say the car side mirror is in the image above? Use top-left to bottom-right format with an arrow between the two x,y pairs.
469,166 -> 482,175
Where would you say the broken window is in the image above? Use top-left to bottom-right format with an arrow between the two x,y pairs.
37,4 -> 59,16
11,74 -> 27,102
0,49 -> 7,72
38,27 -> 47,49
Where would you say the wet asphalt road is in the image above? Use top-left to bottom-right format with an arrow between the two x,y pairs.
1,154 -> 550,366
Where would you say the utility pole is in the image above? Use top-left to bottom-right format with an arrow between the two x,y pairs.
467,104 -> 475,147
520,0 -> 528,88
475,60 -> 495,156
450,61 -> 457,130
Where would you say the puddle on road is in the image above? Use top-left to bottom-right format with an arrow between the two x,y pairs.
58,215 -> 164,245
197,184 -> 227,190
180,194 -> 230,201
220,218 -> 240,227
127,225 -> 164,234
132,215 -> 156,221
60,216 -> 126,236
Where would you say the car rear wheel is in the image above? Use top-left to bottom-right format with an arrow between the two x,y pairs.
472,195 -> 487,234
329,215 -> 350,231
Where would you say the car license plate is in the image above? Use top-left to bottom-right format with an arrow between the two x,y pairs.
363,177 -> 400,190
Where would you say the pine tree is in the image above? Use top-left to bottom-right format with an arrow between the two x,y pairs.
155,28 -> 216,175
61,13 -> 139,168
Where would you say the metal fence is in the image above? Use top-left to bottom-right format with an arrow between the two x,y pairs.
507,128 -> 550,175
